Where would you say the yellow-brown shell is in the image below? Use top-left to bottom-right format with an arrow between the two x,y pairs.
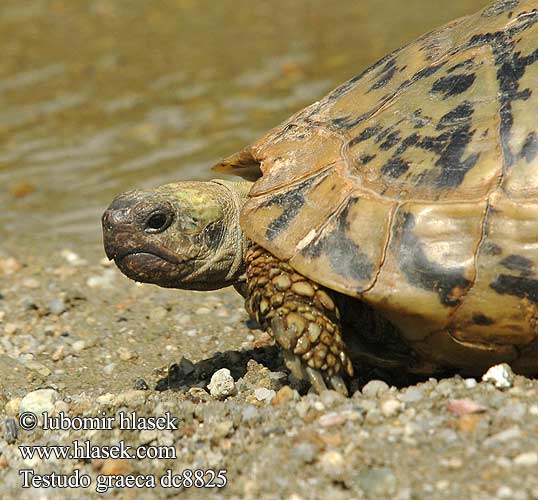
215,0 -> 538,374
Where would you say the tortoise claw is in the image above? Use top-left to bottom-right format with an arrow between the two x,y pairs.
284,350 -> 350,395
329,375 -> 349,397
283,350 -> 305,380
306,366 -> 328,393
271,317 -> 295,351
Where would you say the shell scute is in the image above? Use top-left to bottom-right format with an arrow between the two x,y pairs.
363,201 -> 485,341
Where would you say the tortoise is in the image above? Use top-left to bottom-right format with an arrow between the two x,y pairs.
102,0 -> 538,395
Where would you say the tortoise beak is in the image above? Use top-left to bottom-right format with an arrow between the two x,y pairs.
102,195 -> 137,261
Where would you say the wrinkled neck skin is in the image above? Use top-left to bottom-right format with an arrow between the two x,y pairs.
193,179 -> 253,290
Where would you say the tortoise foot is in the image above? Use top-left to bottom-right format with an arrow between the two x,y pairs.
246,244 -> 353,395
271,312 -> 353,396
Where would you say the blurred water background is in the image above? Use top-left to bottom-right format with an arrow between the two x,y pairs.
0,0 -> 489,249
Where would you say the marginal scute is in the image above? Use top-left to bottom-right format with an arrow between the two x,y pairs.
410,330 -> 518,375
363,201 -> 485,341
450,192 -> 538,345
240,163 -> 354,261
289,194 -> 395,296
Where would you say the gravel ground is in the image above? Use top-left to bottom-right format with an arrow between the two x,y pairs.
1,242 -> 538,499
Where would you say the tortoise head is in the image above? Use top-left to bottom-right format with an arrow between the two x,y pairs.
102,180 -> 252,291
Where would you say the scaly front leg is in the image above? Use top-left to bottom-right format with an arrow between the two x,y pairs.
245,245 -> 353,395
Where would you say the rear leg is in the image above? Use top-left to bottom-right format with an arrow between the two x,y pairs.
245,245 -> 353,395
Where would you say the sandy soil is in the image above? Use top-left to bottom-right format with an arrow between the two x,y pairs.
1,242 -> 538,500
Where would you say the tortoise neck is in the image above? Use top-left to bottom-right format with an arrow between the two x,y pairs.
210,179 -> 253,285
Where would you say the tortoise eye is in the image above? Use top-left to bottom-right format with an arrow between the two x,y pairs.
145,211 -> 172,233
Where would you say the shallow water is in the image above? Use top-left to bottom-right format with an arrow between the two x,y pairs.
0,0 -> 489,247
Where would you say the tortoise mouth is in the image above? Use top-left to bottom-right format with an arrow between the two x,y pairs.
118,251 -> 173,267
114,251 -> 189,287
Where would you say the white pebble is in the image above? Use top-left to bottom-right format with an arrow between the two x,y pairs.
103,363 -> 116,375
318,450 -> 345,475
318,412 -> 346,427
254,387 -> 276,402
96,393 -> 116,405
362,380 -> 390,398
496,486 -> 513,499
61,249 -> 87,266
513,451 -> 538,466
464,378 -> 477,389
482,363 -> 514,389
86,269 -> 117,288
381,399 -> 403,417
72,340 -> 87,352
20,389 -> 59,417
208,368 -> 236,400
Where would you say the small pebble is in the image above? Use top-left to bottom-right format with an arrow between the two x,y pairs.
482,363 -> 514,389
400,386 -> 424,403
529,404 -> 538,416
4,398 -> 21,416
72,340 -> 87,352
356,467 -> 398,497
254,387 -> 276,403
318,412 -> 346,427
133,379 -> 149,391
295,401 -> 311,419
52,346 -> 65,361
272,386 -> 296,406
4,323 -> 17,335
96,393 -> 116,405
290,442 -> 316,464
381,399 -> 402,418
113,390 -> 147,407
318,450 -> 345,475
118,347 -> 138,361
23,278 -> 39,289
48,298 -> 66,315
320,390 -> 345,407
447,398 -> 488,416
207,368 -> 236,400
496,486 -> 514,499
178,357 -> 195,376
241,405 -> 259,422
464,378 -> 478,389
60,249 -> 86,266
4,417 -> 17,444
0,257 -> 21,274
103,363 -> 116,375
19,389 -> 59,418
513,452 -> 538,467
53,400 -> 70,414
362,380 -> 390,398
24,360 -> 51,377
483,426 -> 522,447
86,269 -> 117,288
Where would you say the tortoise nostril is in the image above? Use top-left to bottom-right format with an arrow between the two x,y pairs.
145,211 -> 172,233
